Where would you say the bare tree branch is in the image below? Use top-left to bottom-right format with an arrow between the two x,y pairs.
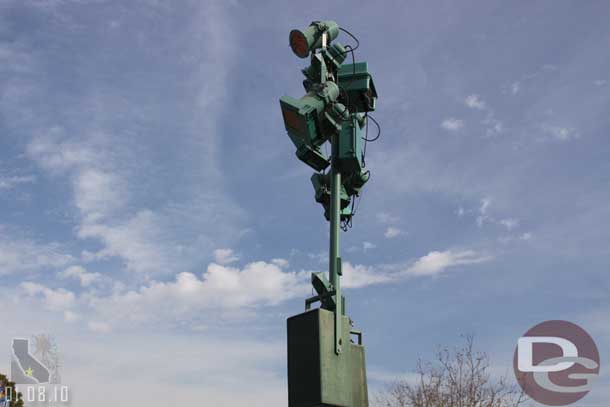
374,335 -> 529,407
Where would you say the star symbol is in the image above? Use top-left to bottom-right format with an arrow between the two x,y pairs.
25,367 -> 33,377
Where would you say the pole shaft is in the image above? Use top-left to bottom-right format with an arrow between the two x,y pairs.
330,132 -> 342,355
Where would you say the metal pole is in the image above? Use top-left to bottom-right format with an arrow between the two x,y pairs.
330,132 -> 342,355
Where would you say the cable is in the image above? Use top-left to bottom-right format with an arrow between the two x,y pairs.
327,27 -> 381,234
336,86 -> 352,121
337,45 -> 357,112
362,113 -> 369,166
335,45 -> 356,119
354,193 -> 362,215
336,27 -> 360,57
334,27 -> 359,112
362,113 -> 381,142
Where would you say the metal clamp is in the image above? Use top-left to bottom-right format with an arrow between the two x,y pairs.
305,290 -> 336,310
350,329 -> 363,345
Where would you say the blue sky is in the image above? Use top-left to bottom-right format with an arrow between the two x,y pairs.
0,1 -> 609,405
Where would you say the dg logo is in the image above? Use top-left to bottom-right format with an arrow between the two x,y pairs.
513,320 -> 600,406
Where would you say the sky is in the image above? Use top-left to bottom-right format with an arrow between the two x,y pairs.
0,0 -> 609,406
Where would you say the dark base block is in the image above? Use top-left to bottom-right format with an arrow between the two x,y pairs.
287,308 -> 368,407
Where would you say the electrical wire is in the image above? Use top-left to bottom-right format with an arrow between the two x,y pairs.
362,114 -> 369,167
334,27 -> 358,113
337,27 -> 360,57
362,113 -> 381,142
326,27 -> 381,233
337,45 -> 357,113
336,50 -> 356,121
354,193 -> 362,215
336,86 -> 351,121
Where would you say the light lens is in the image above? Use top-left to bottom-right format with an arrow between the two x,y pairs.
289,30 -> 309,58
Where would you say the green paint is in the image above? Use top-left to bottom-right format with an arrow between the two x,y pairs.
281,20 -> 378,406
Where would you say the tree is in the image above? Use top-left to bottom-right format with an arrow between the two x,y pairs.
375,335 -> 528,407
0,373 -> 24,407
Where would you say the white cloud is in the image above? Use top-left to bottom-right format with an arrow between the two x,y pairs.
59,331 -> 287,406
541,124 -> 580,141
64,310 -> 79,322
58,265 -> 102,287
18,247 -> 491,330
520,232 -> 533,241
464,94 -> 486,110
471,198 -> 524,232
0,291 -> 291,407
376,212 -> 399,224
88,261 -> 310,327
25,134 -> 176,274
511,81 -> 521,94
441,118 -> 464,131
594,79 -> 607,86
363,241 -> 376,251
499,218 -> 519,231
404,250 -> 492,276
26,106 -> 244,277
0,232 -> 74,274
384,227 -> 402,239
0,285 -> 290,406
26,131 -> 99,174
88,321 -> 112,333
483,116 -> 504,137
214,248 -> 239,265
499,231 -> 534,244
73,168 -> 125,222
77,210 -> 175,274
18,259 -> 310,329
308,251 -> 327,264
368,368 -> 420,385
27,133 -> 127,226
476,197 -> 492,226
342,262 -> 392,289
480,197 -> 491,214
20,282 -> 75,311
462,95 -> 504,137
339,250 -> 491,288
271,258 -> 289,267
0,175 -> 36,190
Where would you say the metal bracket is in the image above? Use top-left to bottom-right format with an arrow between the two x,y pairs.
350,329 -> 363,345
305,290 -> 336,310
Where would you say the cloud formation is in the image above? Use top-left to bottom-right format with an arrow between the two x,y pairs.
441,118 -> 464,131
541,124 -> 580,141
464,94 -> 486,110
58,265 -> 102,287
404,250 -> 492,276
214,248 -> 239,265
20,281 -> 75,311
0,175 -> 35,190
384,227 -> 402,239
0,230 -> 74,275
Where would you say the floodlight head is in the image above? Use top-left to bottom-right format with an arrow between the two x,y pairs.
289,20 -> 339,58
311,173 -> 351,212
344,170 -> 370,196
280,95 -> 320,145
279,81 -> 340,147
337,62 -> 378,112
